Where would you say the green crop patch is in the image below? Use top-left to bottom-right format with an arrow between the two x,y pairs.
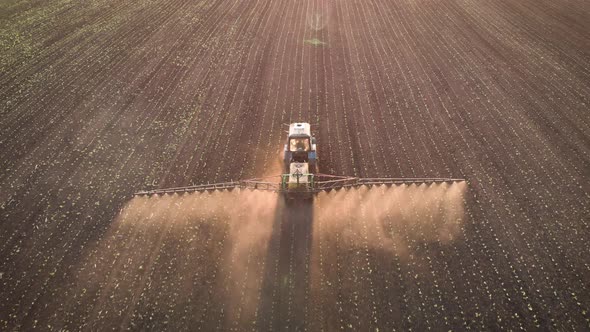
304,38 -> 326,46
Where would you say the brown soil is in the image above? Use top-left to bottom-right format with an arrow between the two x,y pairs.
1,0 -> 589,330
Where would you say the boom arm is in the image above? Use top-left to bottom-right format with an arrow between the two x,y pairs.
134,174 -> 464,196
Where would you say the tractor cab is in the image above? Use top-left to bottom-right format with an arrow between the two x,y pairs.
289,136 -> 311,153
284,122 -> 317,172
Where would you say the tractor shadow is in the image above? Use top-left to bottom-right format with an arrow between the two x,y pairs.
256,198 -> 314,331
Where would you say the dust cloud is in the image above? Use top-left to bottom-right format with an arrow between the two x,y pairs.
314,182 -> 467,258
63,183 -> 466,328
68,189 -> 281,328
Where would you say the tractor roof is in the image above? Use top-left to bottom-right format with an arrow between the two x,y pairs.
289,122 -> 311,137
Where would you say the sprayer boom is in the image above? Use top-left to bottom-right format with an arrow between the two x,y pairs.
134,175 -> 464,196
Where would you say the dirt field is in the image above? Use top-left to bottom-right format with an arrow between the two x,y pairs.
1,0 -> 589,330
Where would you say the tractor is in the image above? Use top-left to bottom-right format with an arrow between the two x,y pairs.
135,122 -> 464,198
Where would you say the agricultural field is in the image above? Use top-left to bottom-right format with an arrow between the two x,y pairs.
1,0 -> 589,330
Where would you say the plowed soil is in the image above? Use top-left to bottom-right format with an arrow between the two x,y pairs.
1,0 -> 589,330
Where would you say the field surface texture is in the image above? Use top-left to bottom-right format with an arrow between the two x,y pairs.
1,0 -> 590,330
